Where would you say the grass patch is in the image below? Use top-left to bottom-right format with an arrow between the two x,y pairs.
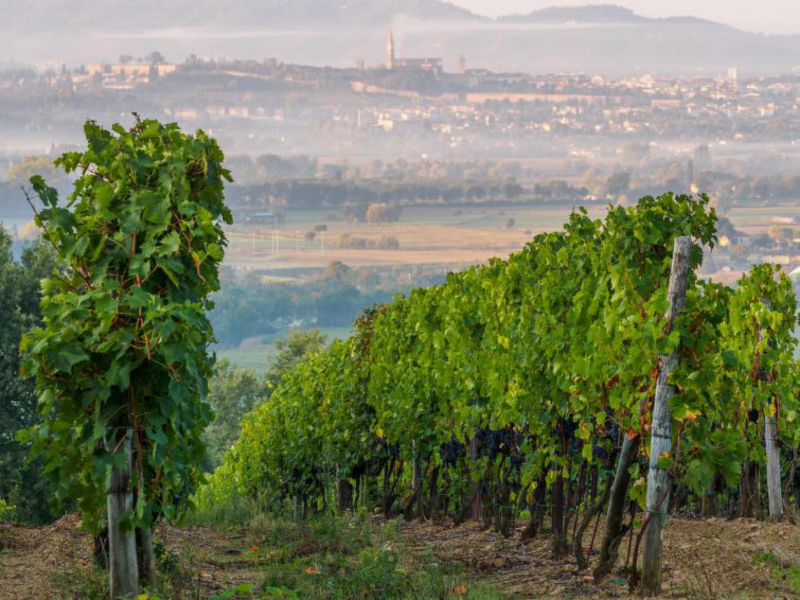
53,509 -> 506,599
249,515 -> 503,599
51,566 -> 108,600
753,549 -> 800,596
191,507 -> 506,599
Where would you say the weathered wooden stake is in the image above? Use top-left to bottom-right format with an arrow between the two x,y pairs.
760,299 -> 784,522
765,402 -> 784,521
641,235 -> 692,596
337,477 -> 354,514
108,430 -> 139,598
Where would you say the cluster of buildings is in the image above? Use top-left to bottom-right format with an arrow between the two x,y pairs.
348,68 -> 800,143
83,61 -> 177,89
384,31 -> 444,74
5,38 -> 800,158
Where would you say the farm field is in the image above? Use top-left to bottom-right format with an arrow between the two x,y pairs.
1,513 -> 798,599
6,201 -> 800,274
216,328 -> 351,372
222,205 -> 611,272
220,202 -> 800,275
728,202 -> 800,233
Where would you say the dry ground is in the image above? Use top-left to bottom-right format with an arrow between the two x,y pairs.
0,514 -> 93,600
1,514 -> 798,599
401,517 -> 800,599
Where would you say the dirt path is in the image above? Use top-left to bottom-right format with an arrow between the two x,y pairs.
1,514 -> 798,599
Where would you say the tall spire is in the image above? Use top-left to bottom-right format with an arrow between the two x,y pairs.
386,30 -> 395,70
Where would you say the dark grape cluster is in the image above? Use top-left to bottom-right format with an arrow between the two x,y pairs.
440,438 -> 465,467
592,444 -> 607,459
475,426 -> 524,459
510,454 -> 525,470
568,437 -> 583,453
556,416 -> 578,439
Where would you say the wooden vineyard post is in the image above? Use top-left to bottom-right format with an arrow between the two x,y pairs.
765,404 -> 784,520
641,236 -> 692,596
761,299 -> 784,522
107,429 -> 139,598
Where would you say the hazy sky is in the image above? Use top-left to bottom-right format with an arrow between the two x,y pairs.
450,1 -> 800,34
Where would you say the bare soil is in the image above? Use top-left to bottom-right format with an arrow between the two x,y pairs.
400,517 -> 800,599
1,514 -> 798,599
0,514 -> 93,600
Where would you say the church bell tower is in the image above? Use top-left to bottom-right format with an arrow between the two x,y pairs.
386,30 -> 395,70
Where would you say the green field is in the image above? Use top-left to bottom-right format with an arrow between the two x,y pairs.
727,202 -> 800,231
216,327 -> 352,372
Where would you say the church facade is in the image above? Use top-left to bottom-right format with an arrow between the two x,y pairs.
386,32 -> 443,74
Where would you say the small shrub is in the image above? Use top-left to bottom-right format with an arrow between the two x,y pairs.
337,234 -> 369,249
365,203 -> 402,223
0,498 -> 14,521
377,235 -> 400,250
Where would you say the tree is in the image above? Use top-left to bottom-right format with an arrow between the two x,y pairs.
145,50 -> 166,65
0,229 -> 57,524
7,156 -> 65,187
366,202 -> 402,223
204,362 -> 268,468
267,328 -> 328,388
321,260 -> 352,283
22,118 -> 232,598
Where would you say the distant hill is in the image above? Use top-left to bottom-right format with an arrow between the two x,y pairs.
3,1 -> 800,75
2,0 -> 481,31
500,4 -> 647,23
500,5 -> 721,26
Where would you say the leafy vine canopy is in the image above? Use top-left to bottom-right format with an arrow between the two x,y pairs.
21,118 -> 232,528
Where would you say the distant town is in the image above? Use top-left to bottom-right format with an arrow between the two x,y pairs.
3,35 -> 800,160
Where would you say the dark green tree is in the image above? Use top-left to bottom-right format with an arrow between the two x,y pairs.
266,328 -> 328,388
204,329 -> 327,470
0,229 -> 56,523
204,361 -> 268,469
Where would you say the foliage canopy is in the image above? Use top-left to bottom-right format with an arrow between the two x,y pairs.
23,117 -> 232,529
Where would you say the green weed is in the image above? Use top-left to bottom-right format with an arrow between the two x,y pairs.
753,549 -> 800,595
